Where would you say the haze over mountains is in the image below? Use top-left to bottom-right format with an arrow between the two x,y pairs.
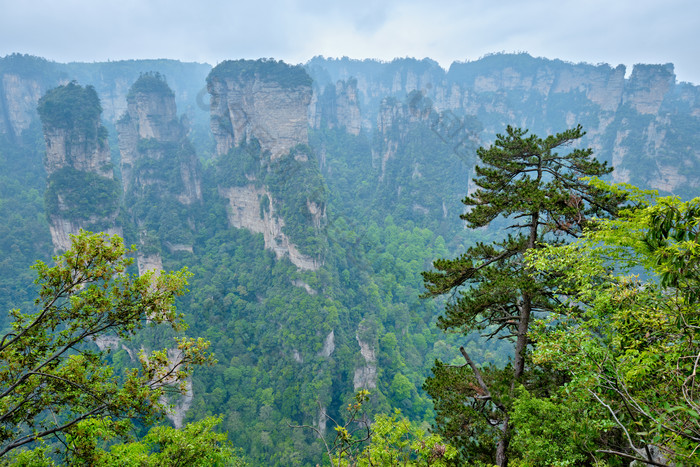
0,52 -> 698,464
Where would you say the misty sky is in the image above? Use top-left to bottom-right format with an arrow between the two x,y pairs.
1,0 -> 698,84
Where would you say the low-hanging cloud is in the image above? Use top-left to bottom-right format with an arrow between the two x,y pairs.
1,0 -> 698,83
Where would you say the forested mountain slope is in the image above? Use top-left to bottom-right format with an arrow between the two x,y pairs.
0,52 -> 698,465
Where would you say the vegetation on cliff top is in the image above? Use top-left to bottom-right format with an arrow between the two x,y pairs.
0,53 -> 63,83
37,81 -> 103,137
127,72 -> 175,100
207,58 -> 312,89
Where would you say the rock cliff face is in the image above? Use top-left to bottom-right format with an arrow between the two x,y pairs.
0,73 -> 45,138
208,60 -> 312,160
208,60 -> 324,270
0,55 -> 63,139
218,185 -> 321,270
38,82 -> 121,251
0,54 -> 212,147
43,124 -> 112,178
307,54 -> 700,198
309,79 -> 362,135
623,64 -> 675,115
117,73 -> 201,200
117,73 -> 202,273
354,323 -> 377,391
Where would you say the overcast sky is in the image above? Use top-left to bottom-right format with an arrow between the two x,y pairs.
1,0 -> 698,84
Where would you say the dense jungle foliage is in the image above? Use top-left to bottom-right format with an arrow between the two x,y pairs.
0,54 -> 698,465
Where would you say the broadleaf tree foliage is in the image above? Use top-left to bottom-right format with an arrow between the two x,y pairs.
422,125 -> 622,465
526,187 -> 700,465
0,231 -> 213,458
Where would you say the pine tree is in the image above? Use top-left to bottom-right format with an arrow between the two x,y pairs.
422,125 -> 622,465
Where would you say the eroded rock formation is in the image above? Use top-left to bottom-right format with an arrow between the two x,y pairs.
307,54 -> 700,197
354,323 -> 378,391
38,81 -> 121,251
208,60 -> 312,160
117,73 -> 202,273
208,60 -> 324,270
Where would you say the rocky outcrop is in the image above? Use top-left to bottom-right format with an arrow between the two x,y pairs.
48,217 -> 121,253
0,55 -> 62,138
117,73 -> 202,271
42,125 -> 112,177
117,73 -> 201,201
317,406 -> 328,436
319,330 -> 335,358
209,60 -> 325,270
137,253 -> 164,277
208,60 -> 312,160
159,345 -> 194,430
0,73 -> 44,138
164,378 -> 193,430
552,64 -> 626,112
623,64 -> 675,115
353,324 -> 377,391
38,82 -> 122,251
94,76 -> 132,125
309,79 -> 362,135
307,54 -> 700,197
307,57 -> 444,132
219,185 -> 320,270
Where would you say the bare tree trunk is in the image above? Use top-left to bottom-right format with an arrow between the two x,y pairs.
513,296 -> 531,380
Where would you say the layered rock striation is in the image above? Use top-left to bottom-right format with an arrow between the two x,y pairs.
208,59 -> 313,160
309,78 -> 361,135
0,54 -> 62,140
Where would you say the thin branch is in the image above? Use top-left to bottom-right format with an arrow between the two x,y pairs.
0,403 -> 108,456
587,388 -> 639,453
288,422 -> 334,465
0,277 -> 85,354
459,346 -> 506,413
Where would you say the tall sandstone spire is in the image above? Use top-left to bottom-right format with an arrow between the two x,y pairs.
38,81 -> 121,251
117,72 -> 202,276
207,59 -> 325,271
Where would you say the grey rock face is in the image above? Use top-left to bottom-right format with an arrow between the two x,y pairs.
117,80 -> 200,203
117,75 -> 202,273
43,125 -> 112,177
39,82 -> 122,252
208,61 -> 323,270
308,55 -> 700,197
0,73 -> 44,138
218,185 -> 320,270
209,76 -> 312,160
